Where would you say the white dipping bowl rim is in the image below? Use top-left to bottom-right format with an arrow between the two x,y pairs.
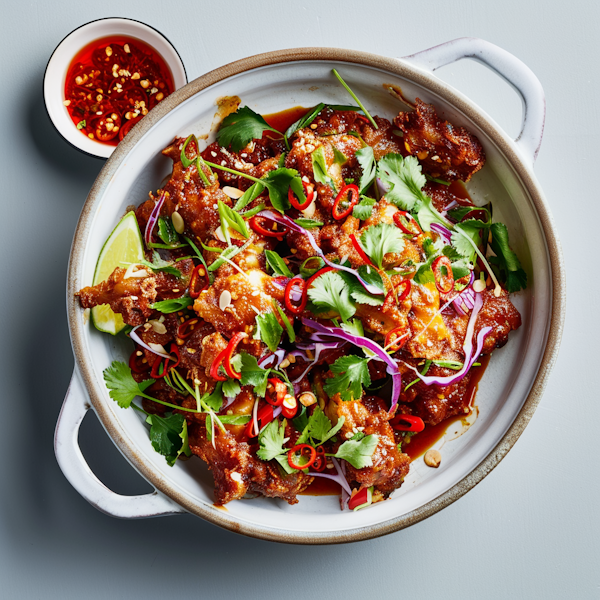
44,17 -> 188,159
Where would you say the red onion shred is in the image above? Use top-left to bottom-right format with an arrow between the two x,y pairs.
430,223 -> 452,244
130,324 -> 172,360
144,191 -> 166,245
302,318 -> 402,411
256,210 -> 383,296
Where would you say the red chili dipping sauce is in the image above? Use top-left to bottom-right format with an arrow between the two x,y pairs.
63,36 -> 175,146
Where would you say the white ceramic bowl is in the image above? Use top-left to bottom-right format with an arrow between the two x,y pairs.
56,39 -> 565,543
44,17 -> 187,159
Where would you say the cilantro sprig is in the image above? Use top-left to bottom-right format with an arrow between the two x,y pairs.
216,106 -> 286,152
323,355 -> 371,401
359,223 -> 405,269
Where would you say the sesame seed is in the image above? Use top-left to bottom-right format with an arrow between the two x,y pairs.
345,432 -> 354,439
221,160 -> 226,166
136,351 -> 143,356
211,151 -> 217,157
187,348 -> 196,354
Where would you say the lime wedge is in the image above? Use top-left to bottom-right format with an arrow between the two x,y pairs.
90,211 -> 145,335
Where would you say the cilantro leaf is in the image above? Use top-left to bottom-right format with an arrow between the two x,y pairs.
451,223 -> 482,262
222,378 -> 241,398
217,200 -> 250,240
324,355 -> 371,401
217,414 -> 252,425
140,251 -> 181,277
413,255 -> 435,285
416,197 -> 450,232
307,270 -> 356,322
356,146 -> 376,193
239,353 -> 270,396
339,268 -> 384,306
254,311 -> 283,352
489,222 -> 528,292
284,103 -> 325,142
256,419 -> 287,461
333,146 -> 348,165
216,106 -> 282,152
448,205 -> 492,224
359,223 -> 405,269
262,168 -> 303,213
103,361 -> 154,408
377,154 -> 426,210
296,406 -> 345,446
353,196 -> 376,220
151,297 -> 194,313
334,434 -> 379,469
201,381 -> 224,411
145,412 -> 191,467
265,249 -> 293,278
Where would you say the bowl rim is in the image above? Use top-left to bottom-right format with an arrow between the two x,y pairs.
67,46 -> 566,544
43,16 -> 188,159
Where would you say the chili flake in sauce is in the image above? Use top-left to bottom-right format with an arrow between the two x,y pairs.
63,36 -> 174,146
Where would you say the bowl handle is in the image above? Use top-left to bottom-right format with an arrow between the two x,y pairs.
54,370 -> 187,519
401,37 -> 545,165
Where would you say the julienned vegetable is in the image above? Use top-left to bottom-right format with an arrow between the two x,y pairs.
76,71 -> 525,511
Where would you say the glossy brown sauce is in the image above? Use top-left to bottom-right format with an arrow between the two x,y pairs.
264,106 -> 310,133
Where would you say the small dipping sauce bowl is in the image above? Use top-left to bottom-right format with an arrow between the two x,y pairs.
44,17 -> 187,159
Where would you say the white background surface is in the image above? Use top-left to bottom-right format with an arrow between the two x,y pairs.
1,1 -> 597,598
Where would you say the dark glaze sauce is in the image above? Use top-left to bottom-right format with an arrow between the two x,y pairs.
263,106 -> 310,134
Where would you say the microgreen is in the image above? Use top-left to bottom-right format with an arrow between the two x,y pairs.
296,406 -> 345,446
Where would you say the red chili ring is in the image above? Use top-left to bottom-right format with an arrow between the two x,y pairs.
287,444 -> 317,470
177,318 -> 200,340
284,277 -> 308,315
249,215 -> 287,239
209,348 -> 228,382
288,180 -> 314,211
385,279 -> 411,306
384,325 -> 409,352
390,414 -> 425,433
306,266 -> 336,289
150,343 -> 181,379
189,264 -> 210,299
129,349 -> 150,374
312,446 -> 327,472
349,233 -> 374,266
332,184 -> 359,220
432,256 -> 454,294
393,210 -> 422,237
265,378 -> 286,406
222,332 -> 248,380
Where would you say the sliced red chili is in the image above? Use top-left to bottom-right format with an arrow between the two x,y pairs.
244,403 -> 274,438
390,414 -> 425,433
393,210 -> 422,237
265,378 -> 286,406
249,215 -> 287,239
349,233 -> 374,267
129,349 -> 149,374
189,264 -> 209,299
332,184 -> 359,220
284,277 -> 308,315
432,256 -> 454,294
287,444 -> 317,470
306,266 -> 336,288
177,318 -> 200,340
288,180 -> 314,211
119,115 -> 141,141
355,114 -> 371,125
385,279 -> 411,306
281,394 -> 298,419
312,446 -> 327,472
348,486 -> 373,510
150,343 -> 181,379
209,348 -> 228,382
222,332 -> 247,380
384,325 -> 409,352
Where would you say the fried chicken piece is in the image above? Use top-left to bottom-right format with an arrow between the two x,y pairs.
337,396 -> 410,496
187,416 -> 312,506
77,267 -> 157,326
395,99 -> 485,182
